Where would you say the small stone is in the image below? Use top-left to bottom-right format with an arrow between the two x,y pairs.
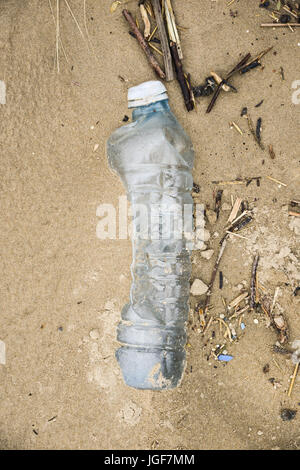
203,229 -> 211,242
280,408 -> 297,421
200,249 -> 214,260
254,319 -> 259,324
274,316 -> 285,329
257,431 -> 263,436
190,279 -> 208,296
206,209 -> 217,225
93,143 -> 99,152
193,241 -> 207,251
89,329 -> 100,340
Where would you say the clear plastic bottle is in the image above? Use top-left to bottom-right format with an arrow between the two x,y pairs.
107,81 -> 194,390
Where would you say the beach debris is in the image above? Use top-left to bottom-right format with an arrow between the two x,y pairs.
288,200 -> 300,217
259,1 -> 270,8
164,0 -> 183,59
250,254 -> 260,309
152,0 -> 174,81
287,340 -> 300,397
230,121 -> 243,135
206,53 -> 251,113
218,354 -> 233,362
291,340 -> 300,365
139,1 -> 151,39
260,293 -> 289,344
261,22 -> 300,26
193,77 -> 217,98
263,363 -> 270,373
280,408 -> 297,421
212,177 -> 261,186
268,144 -> 276,159
219,271 -> 223,289
269,377 -> 282,389
170,42 -> 194,111
211,71 -> 231,92
201,249 -> 214,260
123,9 -> 166,79
191,279 -> 208,296
110,1 -> 124,14
247,113 -> 265,150
266,175 -> 287,187
202,237 -> 228,314
255,99 -> 264,108
288,362 -> 299,397
215,190 -> 223,219
227,197 -> 242,224
228,292 -> 249,310
256,117 -> 262,144
192,182 -> 201,194
272,344 -> 291,355
240,61 -> 261,74
241,107 -> 248,117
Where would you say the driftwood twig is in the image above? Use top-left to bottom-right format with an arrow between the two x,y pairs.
202,236 -> 228,314
170,41 -> 194,111
152,0 -> 174,81
122,9 -> 166,79
250,253 -> 259,309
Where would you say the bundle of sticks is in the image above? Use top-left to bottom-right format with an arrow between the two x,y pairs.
121,1 -> 273,113
123,0 -> 195,111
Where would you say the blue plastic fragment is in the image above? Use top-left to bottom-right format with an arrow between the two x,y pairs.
240,322 -> 245,330
218,354 -> 234,362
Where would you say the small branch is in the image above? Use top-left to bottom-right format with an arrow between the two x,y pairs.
261,23 -> 300,27
164,0 -> 183,59
152,0 -> 174,81
202,236 -> 228,314
170,41 -> 194,111
250,254 -> 259,309
288,362 -> 299,397
206,53 -> 251,113
122,9 -> 166,80
139,3 -> 151,39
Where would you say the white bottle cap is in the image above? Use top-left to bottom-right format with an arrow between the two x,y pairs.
128,80 -> 168,108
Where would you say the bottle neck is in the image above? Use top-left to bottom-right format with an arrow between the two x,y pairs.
132,99 -> 170,121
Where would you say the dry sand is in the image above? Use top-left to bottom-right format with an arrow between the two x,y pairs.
0,0 -> 299,450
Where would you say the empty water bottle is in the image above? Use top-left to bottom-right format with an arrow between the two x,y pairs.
107,81 -> 194,390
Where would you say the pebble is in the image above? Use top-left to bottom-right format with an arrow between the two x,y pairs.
190,279 -> 208,296
89,329 -> 100,340
257,431 -> 263,436
254,319 -> 259,324
200,249 -> 214,260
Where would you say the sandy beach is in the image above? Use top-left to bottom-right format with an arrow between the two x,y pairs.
0,0 -> 299,450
